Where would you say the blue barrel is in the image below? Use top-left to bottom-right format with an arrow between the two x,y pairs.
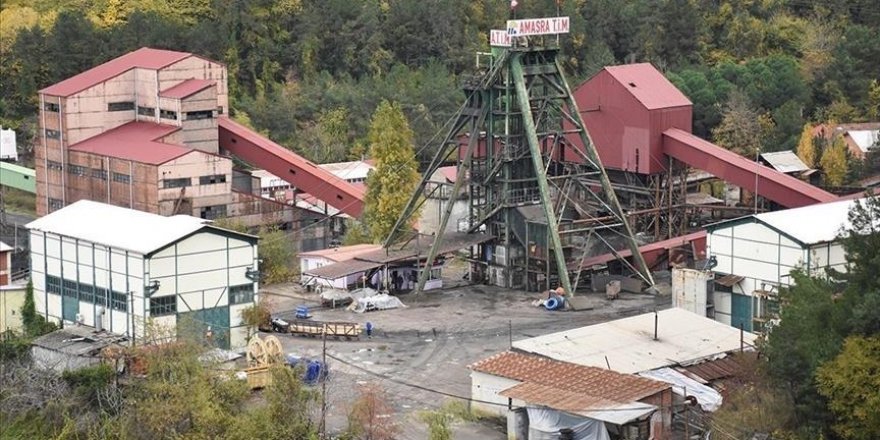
296,305 -> 310,319
545,296 -> 562,310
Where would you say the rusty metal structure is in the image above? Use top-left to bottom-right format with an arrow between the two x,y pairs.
387,39 -> 655,297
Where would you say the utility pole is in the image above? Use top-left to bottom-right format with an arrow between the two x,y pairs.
320,322 -> 328,438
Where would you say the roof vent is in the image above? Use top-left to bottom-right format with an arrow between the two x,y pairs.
628,82 -> 637,88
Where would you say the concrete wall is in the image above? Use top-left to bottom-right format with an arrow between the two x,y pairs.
159,57 -> 228,116
0,285 -> 26,333
63,70 -> 137,145
470,371 -> 520,417
30,230 -> 146,336
147,230 -> 258,348
65,151 -> 160,213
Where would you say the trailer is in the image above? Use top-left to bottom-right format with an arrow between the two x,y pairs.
272,318 -> 361,340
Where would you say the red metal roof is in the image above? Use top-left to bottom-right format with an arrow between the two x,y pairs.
68,121 -> 191,165
603,63 -> 692,110
40,48 -> 192,97
663,128 -> 837,208
438,166 -> 459,183
574,230 -> 707,270
159,79 -> 215,99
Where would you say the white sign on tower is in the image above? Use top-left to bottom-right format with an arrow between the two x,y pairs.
506,16 -> 570,37
490,29 -> 512,47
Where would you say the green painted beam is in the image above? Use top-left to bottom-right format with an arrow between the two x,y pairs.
0,162 -> 36,193
510,53 -> 575,300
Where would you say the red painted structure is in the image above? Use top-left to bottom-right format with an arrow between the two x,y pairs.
566,63 -> 693,174
572,230 -> 707,271
218,117 -> 365,218
663,129 -> 837,208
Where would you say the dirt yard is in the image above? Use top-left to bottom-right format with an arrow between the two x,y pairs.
260,272 -> 670,439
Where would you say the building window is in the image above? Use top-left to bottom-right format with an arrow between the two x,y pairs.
68,164 -> 87,176
112,172 -> 131,183
48,198 -> 64,212
110,291 -> 128,312
199,174 -> 227,185
138,106 -> 155,117
47,160 -> 63,171
108,101 -> 135,112
44,102 -> 60,112
159,109 -> 178,120
199,204 -> 227,220
62,279 -> 78,298
149,296 -> 177,316
91,168 -> 108,180
185,110 -> 214,121
94,287 -> 108,307
229,284 -> 255,305
163,177 -> 190,189
45,129 -> 60,139
46,275 -> 62,294
78,283 -> 94,303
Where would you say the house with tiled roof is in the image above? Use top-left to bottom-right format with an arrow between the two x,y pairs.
470,351 -> 673,440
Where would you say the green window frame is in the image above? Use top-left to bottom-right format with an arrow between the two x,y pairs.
149,296 -> 177,316
229,284 -> 254,305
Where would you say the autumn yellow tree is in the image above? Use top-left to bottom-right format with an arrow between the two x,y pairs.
362,100 -> 420,243
796,123 -> 818,168
820,135 -> 849,186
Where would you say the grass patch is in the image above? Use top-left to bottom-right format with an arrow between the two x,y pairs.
1,187 -> 36,216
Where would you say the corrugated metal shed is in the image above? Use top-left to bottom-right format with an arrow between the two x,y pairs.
299,244 -> 382,263
512,307 -> 758,374
759,151 -> 810,174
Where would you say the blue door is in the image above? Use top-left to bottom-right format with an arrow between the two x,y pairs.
731,293 -> 752,332
179,306 -> 231,349
62,282 -> 79,322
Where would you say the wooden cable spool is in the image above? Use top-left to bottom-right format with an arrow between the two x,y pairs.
247,335 -> 268,367
263,335 -> 284,364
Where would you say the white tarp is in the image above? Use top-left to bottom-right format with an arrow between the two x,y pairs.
526,407 -> 610,440
347,293 -> 406,313
638,367 -> 722,412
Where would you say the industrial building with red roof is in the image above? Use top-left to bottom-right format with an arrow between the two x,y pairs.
35,47 -> 359,251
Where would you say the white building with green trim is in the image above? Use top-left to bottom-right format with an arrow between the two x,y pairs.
27,200 -> 259,349
706,198 -> 856,333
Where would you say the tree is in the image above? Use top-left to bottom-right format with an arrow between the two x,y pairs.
869,79 -> 880,120
346,384 -> 398,440
21,280 -> 57,337
820,134 -> 849,186
796,123 -> 818,168
764,271 -> 846,431
362,100 -> 420,243
816,336 -> 880,440
834,195 -> 880,335
712,89 -> 764,157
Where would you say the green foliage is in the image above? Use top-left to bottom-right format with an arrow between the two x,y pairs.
62,363 -> 115,403
341,219 -> 371,246
240,297 -> 273,335
834,195 -> 880,335
362,100 -> 420,243
22,280 -> 58,337
764,271 -> 845,430
0,334 -> 31,361
420,410 -> 452,440
816,335 -> 880,440
213,219 -> 295,285
712,89 -> 764,156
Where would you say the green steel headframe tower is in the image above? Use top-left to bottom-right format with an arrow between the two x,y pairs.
386,44 -> 654,298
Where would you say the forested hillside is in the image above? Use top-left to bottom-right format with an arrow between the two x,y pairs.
1,0 -> 878,169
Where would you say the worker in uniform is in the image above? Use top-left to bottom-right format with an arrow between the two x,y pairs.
365,321 -> 374,338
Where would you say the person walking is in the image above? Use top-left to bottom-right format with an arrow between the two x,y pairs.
365,321 -> 374,339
